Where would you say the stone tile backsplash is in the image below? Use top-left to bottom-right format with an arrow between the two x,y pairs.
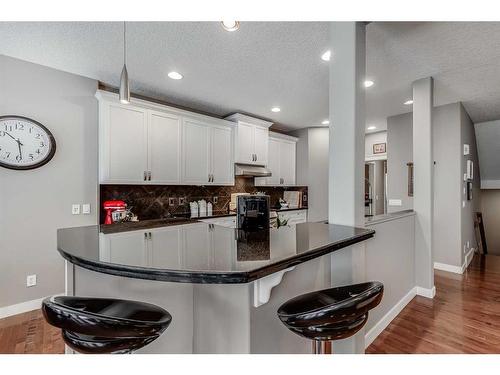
100,177 -> 308,223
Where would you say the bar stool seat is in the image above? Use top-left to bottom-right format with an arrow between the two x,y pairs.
42,296 -> 172,354
277,281 -> 383,353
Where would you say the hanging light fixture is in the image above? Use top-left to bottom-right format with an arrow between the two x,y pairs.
119,21 -> 130,104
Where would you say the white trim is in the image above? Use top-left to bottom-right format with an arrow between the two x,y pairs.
364,287 -> 417,348
481,179 -> 500,189
434,262 -> 463,274
269,131 -> 298,143
433,248 -> 475,275
0,293 -> 64,319
416,286 -> 436,299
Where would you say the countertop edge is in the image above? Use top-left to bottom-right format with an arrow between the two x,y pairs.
58,227 -> 375,284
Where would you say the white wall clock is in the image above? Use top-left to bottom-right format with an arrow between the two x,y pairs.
0,115 -> 56,170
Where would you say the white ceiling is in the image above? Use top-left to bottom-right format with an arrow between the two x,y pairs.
1,22 -> 500,133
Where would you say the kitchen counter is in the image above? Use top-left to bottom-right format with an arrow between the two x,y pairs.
58,221 -> 374,284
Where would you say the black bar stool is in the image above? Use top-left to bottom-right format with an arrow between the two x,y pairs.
42,296 -> 172,354
277,281 -> 383,354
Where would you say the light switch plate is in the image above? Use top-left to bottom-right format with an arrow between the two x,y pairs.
26,274 -> 37,287
168,197 -> 177,206
72,204 -> 80,215
463,144 -> 470,155
388,199 -> 402,206
179,197 -> 186,205
82,204 -> 91,214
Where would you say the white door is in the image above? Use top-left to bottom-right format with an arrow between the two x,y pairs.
105,104 -> 147,183
100,231 -> 149,266
279,141 -> 296,185
149,227 -> 182,268
182,119 -> 211,184
148,111 -> 181,184
211,126 -> 233,185
236,122 -> 255,164
254,126 -> 269,166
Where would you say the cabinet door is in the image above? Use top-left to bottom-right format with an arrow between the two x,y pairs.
100,231 -> 149,266
148,111 -> 181,184
182,119 -> 211,184
149,227 -> 182,268
236,122 -> 255,164
210,126 -> 234,185
254,126 -> 269,166
103,104 -> 148,183
279,140 -> 296,185
182,224 -> 211,270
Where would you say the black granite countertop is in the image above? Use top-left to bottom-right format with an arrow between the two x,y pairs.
58,221 -> 374,284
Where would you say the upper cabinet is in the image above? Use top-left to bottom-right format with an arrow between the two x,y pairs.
225,113 -> 272,166
255,132 -> 297,186
97,90 -> 234,186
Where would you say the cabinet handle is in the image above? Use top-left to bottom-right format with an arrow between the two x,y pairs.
148,171 -> 152,181
211,174 -> 214,182
255,154 -> 258,161
149,232 -> 152,240
144,232 -> 148,240
143,171 -> 147,181
208,174 -> 211,183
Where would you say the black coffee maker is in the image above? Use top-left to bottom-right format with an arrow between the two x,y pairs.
236,195 -> 270,230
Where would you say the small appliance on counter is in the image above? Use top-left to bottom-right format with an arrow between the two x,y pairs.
236,195 -> 270,230
230,193 -> 250,212
103,200 -> 127,225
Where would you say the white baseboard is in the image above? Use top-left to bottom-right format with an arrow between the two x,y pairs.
433,248 -> 476,275
434,262 -> 463,274
0,293 -> 64,319
416,285 -> 436,299
364,287 -> 417,348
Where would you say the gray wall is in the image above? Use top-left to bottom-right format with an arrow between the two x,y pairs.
474,119 -> 500,188
387,112 -> 413,212
0,55 -> 98,308
460,105 -> 481,263
291,127 -> 329,222
386,103 -> 481,268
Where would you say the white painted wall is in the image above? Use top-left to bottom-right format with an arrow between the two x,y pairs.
292,127 -> 329,222
365,131 -> 387,161
0,55 -> 98,308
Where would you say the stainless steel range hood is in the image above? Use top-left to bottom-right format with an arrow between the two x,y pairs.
235,163 -> 272,177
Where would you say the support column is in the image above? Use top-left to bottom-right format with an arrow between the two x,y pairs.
328,22 -> 366,227
328,22 -> 366,354
413,77 -> 435,296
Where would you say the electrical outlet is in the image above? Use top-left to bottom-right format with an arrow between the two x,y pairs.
82,203 -> 91,214
179,197 -> 186,205
213,196 -> 218,204
26,274 -> 37,287
72,204 -> 80,215
168,197 -> 177,206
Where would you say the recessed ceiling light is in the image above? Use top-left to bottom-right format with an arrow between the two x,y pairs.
321,50 -> 331,62
404,99 -> 414,105
367,125 -> 377,131
321,119 -> 330,125
221,21 -> 240,32
364,80 -> 374,88
271,107 -> 281,113
168,71 -> 183,80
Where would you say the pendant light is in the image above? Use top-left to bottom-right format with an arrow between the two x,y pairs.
119,21 -> 130,104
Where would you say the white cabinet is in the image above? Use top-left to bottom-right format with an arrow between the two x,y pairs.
182,119 -> 234,185
99,230 -> 149,266
148,111 -> 181,184
225,113 -> 272,166
255,133 -> 297,186
101,103 -> 148,183
149,227 -> 182,268
97,91 -> 234,186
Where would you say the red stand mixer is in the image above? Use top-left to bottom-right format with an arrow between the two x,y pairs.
103,200 -> 127,225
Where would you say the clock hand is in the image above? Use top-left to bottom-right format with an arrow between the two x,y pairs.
17,140 -> 23,160
3,131 -> 17,142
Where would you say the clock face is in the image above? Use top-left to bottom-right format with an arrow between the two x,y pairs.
0,116 -> 56,170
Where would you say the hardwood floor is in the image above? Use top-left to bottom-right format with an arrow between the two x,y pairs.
367,254 -> 500,354
0,309 -> 63,354
1,254 -> 500,354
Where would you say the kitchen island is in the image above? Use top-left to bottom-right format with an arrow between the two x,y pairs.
58,221 -> 374,353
